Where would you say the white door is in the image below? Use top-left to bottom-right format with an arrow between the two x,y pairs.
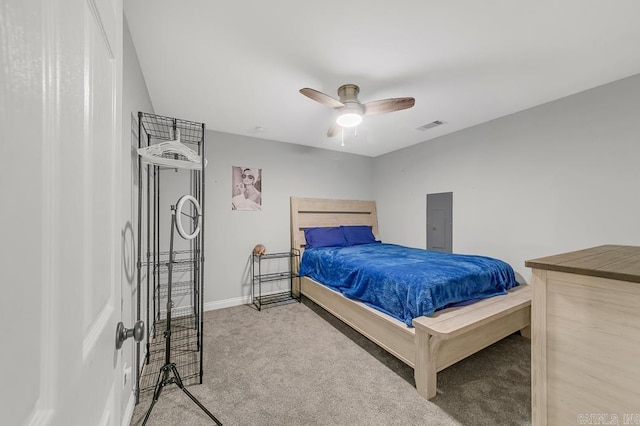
0,0 -> 124,425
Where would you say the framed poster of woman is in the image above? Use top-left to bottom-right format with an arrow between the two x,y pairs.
232,166 -> 262,211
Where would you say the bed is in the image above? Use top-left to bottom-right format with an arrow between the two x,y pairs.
290,197 -> 531,400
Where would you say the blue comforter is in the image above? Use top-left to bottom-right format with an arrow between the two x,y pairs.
299,243 -> 518,326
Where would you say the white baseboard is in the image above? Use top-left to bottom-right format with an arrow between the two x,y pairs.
155,296 -> 252,318
204,295 -> 251,312
203,289 -> 297,312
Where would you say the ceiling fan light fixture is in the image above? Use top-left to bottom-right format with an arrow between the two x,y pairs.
300,84 -> 415,136
336,112 -> 362,128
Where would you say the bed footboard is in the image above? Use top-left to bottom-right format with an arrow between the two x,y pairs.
412,285 -> 531,399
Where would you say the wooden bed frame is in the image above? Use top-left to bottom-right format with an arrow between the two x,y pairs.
290,197 -> 531,400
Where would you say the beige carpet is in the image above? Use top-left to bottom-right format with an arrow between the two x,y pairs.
131,298 -> 531,425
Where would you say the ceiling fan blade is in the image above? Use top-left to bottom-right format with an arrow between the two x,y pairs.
363,97 -> 415,115
300,88 -> 345,108
327,121 -> 340,138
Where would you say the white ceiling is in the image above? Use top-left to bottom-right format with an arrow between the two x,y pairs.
125,1 -> 640,157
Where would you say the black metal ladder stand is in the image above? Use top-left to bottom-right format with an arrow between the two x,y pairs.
142,202 -> 222,425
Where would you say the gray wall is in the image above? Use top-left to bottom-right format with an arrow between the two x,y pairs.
373,73 -> 640,281
121,15 -> 155,419
191,132 -> 373,307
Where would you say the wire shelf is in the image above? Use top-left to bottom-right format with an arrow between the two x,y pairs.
139,112 -> 204,147
258,251 -> 299,260
138,315 -> 201,399
253,271 -> 300,283
155,259 -> 196,273
158,280 -> 194,298
254,291 -> 299,308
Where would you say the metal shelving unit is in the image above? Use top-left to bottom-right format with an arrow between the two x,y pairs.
252,250 -> 301,310
135,112 -> 206,403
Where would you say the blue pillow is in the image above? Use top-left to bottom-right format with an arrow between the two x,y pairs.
341,225 -> 379,246
304,227 -> 348,249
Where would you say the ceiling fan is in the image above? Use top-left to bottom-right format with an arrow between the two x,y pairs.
300,84 -> 415,137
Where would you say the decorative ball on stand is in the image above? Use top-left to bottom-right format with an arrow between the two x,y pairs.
253,244 -> 266,256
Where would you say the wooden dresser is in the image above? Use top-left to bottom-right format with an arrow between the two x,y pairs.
525,245 -> 640,425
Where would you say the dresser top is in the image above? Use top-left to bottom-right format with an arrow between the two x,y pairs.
525,245 -> 640,283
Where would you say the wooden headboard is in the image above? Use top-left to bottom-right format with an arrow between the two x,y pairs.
290,197 -> 379,254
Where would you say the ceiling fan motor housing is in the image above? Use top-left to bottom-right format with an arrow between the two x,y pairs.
338,84 -> 360,103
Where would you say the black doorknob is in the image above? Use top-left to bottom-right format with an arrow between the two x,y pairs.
115,320 -> 145,350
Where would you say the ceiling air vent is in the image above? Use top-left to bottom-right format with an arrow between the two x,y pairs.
417,120 -> 445,131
